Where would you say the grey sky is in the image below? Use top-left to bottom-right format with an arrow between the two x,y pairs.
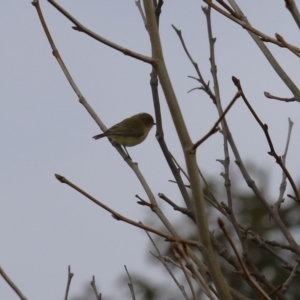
1,1 -> 300,299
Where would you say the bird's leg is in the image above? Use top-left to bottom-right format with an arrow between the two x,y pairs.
123,146 -> 132,160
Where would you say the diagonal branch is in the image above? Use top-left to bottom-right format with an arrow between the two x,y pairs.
46,0 -> 155,65
54,174 -> 198,247
0,266 -> 27,300
191,90 -> 241,152
285,0 -> 300,30
232,77 -> 300,204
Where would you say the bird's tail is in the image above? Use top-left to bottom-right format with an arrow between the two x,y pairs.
93,133 -> 105,140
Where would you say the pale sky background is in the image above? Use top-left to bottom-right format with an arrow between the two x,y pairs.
1,1 -> 300,299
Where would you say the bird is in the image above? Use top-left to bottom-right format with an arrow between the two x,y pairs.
93,112 -> 155,157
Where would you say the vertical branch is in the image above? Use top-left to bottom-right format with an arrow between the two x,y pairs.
203,5 -> 248,254
149,1 -> 192,211
143,1 -> 232,299
64,265 -> 74,300
275,118 -> 294,208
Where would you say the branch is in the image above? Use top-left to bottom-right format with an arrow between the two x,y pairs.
0,265 -> 27,300
232,77 -> 300,204
205,0 -> 300,100
190,90 -> 241,152
146,231 -> 190,300
264,92 -> 297,102
275,33 -> 300,57
172,245 -> 198,300
64,266 -> 74,300
158,193 -> 195,221
46,0 -> 154,65
90,276 -> 102,300
33,0 -> 181,245
172,24 -> 216,104
54,174 -> 198,247
285,0 -> 300,30
124,266 -> 136,300
218,219 -> 272,300
203,0 -> 300,54
275,118 -> 294,209
281,263 -> 300,294
143,1 -> 232,298
31,0 -> 130,160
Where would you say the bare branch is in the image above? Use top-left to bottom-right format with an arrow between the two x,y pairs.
232,77 -> 300,205
172,24 -> 216,103
124,266 -> 136,300
0,265 -> 27,300
285,0 -> 300,30
204,0 -> 300,100
275,118 -> 294,209
46,0 -> 154,65
190,90 -> 241,152
158,193 -> 195,221
54,174 -> 198,247
64,266 -> 74,300
264,92 -> 297,102
146,231 -> 190,300
281,263 -> 300,294
90,276 -> 102,300
275,33 -> 300,57
203,0 -> 300,54
135,0 -> 147,28
218,219 -> 272,300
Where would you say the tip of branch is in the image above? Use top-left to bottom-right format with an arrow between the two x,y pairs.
55,173 -> 65,182
171,24 -> 180,34
72,26 -> 81,32
31,0 -> 38,6
232,76 -> 239,87
217,218 -> 224,228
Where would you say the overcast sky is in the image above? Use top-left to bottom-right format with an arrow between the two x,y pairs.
1,1 -> 300,299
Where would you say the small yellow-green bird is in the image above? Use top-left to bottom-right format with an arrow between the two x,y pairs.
93,112 -> 155,156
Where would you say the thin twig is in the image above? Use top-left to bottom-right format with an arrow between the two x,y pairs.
203,0 -> 300,54
124,266 -> 136,300
145,230 -> 190,300
190,90 -> 241,152
232,77 -> 300,204
158,193 -> 195,221
47,0 -> 154,65
172,24 -> 216,104
168,152 -> 190,182
275,33 -> 300,57
218,219 -> 272,300
205,0 -> 300,100
150,69 -> 192,210
275,118 -> 294,209
31,0 -> 129,160
90,276 -> 102,300
146,3 -> 192,211
54,174 -> 198,247
204,7 -> 255,284
172,245 -> 198,300
64,266 -> 74,300
281,263 -> 299,294
174,244 -> 216,300
264,92 -> 297,102
135,0 -> 147,28
0,265 -> 28,300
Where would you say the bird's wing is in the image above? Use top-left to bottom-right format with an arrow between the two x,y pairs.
106,121 -> 144,137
